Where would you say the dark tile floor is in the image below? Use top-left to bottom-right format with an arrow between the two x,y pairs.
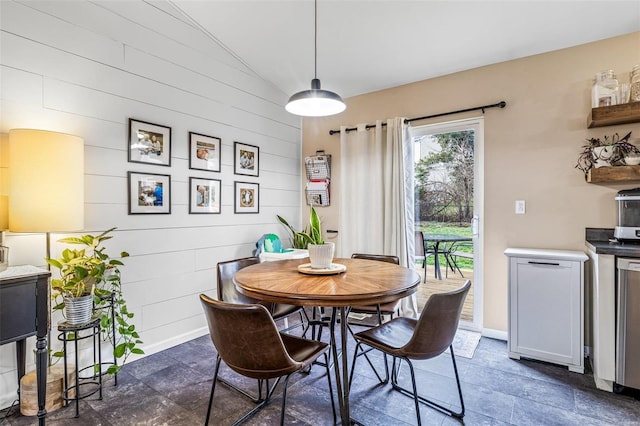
2,321 -> 639,426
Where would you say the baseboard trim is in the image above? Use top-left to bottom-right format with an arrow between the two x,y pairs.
481,327 -> 508,341
136,327 -> 210,360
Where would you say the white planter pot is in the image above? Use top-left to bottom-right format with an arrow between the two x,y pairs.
307,243 -> 335,269
593,145 -> 613,168
64,295 -> 94,325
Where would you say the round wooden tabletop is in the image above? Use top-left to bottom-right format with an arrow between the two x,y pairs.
234,257 -> 421,307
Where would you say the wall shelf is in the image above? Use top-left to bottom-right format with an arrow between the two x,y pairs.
587,165 -> 640,183
587,102 -> 640,128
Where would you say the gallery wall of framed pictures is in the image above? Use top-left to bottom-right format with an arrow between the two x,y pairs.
126,118 -> 260,215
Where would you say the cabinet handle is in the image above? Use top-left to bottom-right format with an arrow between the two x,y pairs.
528,261 -> 560,266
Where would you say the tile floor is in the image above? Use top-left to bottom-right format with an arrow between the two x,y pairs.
2,320 -> 639,426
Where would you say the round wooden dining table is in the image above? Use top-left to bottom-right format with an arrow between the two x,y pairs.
234,257 -> 421,425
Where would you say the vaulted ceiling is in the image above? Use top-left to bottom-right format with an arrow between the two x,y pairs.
168,1 -> 640,99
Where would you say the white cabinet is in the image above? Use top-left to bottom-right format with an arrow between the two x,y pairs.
505,248 -> 588,373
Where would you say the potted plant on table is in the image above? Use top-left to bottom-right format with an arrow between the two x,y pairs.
276,215 -> 309,249
298,207 -> 334,269
45,227 -> 143,374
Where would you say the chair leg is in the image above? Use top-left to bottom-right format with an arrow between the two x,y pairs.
323,352 -> 337,425
450,255 -> 465,278
206,356 -> 223,425
390,349 -> 465,419
422,259 -> 427,283
350,341 -> 389,386
279,374 -> 293,426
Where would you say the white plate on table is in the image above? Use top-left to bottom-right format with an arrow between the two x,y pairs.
297,263 -> 347,275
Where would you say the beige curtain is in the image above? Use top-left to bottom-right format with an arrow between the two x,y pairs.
340,118 -> 418,318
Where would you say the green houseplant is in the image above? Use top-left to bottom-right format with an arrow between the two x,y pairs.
276,215 -> 309,249
277,208 -> 333,267
277,207 -> 325,248
45,227 -> 143,374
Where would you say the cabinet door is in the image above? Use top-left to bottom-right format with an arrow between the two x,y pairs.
0,278 -> 37,344
509,257 -> 582,366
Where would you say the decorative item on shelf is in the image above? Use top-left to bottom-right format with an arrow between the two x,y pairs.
625,154 -> 640,166
45,228 -> 143,374
592,70 -> 620,108
575,131 -> 637,180
631,64 -> 640,103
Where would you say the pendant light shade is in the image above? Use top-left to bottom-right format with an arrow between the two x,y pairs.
285,1 -> 345,117
286,78 -> 346,116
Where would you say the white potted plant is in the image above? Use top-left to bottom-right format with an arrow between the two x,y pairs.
298,207 -> 334,269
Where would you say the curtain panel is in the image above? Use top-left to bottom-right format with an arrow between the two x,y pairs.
339,118 -> 417,317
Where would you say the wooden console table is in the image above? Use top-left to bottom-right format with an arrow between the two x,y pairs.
0,266 -> 51,425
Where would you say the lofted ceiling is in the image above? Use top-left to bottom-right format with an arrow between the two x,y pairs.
167,0 -> 640,100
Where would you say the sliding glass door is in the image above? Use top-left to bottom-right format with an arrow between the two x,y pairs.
411,117 -> 483,331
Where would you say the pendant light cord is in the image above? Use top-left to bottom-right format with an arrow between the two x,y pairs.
314,0 -> 318,80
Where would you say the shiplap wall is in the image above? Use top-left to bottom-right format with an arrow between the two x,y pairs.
0,0 -> 302,407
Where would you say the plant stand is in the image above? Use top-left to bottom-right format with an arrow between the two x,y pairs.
57,316 -> 102,418
95,293 -> 118,385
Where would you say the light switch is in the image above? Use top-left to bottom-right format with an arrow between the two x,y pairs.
515,200 -> 526,214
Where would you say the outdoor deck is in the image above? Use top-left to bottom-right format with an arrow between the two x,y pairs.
415,265 -> 474,322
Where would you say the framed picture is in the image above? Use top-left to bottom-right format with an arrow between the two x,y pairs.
234,142 -> 259,176
189,177 -> 221,214
234,181 -> 259,214
128,118 -> 171,166
189,132 -> 221,172
128,171 -> 171,214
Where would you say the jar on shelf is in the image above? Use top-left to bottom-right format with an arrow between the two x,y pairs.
592,70 -> 619,108
630,64 -> 640,103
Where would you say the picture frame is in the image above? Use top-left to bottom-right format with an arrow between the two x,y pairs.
128,118 -> 172,166
189,132 -> 221,172
234,181 -> 259,214
189,177 -> 221,214
128,171 -> 171,214
234,142 -> 259,176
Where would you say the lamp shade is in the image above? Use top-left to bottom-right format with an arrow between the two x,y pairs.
286,78 -> 346,117
9,129 -> 84,232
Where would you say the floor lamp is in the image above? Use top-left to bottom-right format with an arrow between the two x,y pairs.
7,129 -> 84,417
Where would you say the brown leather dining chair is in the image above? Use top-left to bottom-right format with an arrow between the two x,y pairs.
350,280 -> 472,425
217,257 -> 307,334
199,294 -> 336,426
216,257 -> 309,400
347,253 -> 402,383
349,253 -> 402,324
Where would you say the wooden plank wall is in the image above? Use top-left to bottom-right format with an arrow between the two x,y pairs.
0,0 -> 302,407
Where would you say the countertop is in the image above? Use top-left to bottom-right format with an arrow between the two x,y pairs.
585,228 -> 640,257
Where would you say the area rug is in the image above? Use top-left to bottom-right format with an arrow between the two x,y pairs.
449,329 -> 481,359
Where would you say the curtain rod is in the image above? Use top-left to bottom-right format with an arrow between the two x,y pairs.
328,101 -> 506,135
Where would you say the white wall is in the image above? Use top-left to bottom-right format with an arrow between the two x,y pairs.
0,0 -> 302,408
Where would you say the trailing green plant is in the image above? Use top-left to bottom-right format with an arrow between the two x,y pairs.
277,207 -> 325,248
45,227 -> 143,374
575,131 -> 637,179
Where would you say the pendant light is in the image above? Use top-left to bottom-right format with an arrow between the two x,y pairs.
285,0 -> 346,117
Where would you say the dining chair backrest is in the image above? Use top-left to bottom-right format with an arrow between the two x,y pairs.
351,253 -> 400,265
217,257 -> 261,304
404,280 -> 471,359
199,294 -> 301,379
